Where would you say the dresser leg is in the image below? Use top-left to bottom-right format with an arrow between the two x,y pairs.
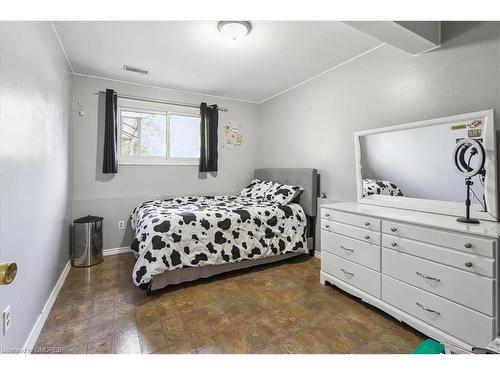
319,273 -> 327,286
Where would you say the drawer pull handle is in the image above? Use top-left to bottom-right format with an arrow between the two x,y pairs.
464,243 -> 472,249
340,268 -> 354,277
325,213 -> 330,217
416,302 -> 440,316
340,245 -> 354,253
325,224 -> 330,229
391,242 -> 397,247
364,222 -> 370,226
364,235 -> 370,240
416,271 -> 440,282
464,261 -> 473,268
390,227 -> 397,232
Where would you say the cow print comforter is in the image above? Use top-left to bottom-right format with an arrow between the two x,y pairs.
130,195 -> 307,289
362,178 -> 404,197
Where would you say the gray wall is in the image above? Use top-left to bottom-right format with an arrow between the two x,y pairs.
395,21 -> 441,45
0,22 -> 73,350
258,22 -> 500,206
72,75 -> 260,249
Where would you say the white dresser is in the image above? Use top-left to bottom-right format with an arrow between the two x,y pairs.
320,201 -> 500,349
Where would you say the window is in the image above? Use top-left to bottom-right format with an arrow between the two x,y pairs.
169,114 -> 201,158
118,98 -> 200,165
121,109 -> 167,158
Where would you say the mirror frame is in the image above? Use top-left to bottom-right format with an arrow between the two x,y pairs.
354,109 -> 498,222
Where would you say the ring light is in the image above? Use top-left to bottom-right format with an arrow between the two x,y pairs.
453,138 -> 486,224
453,138 -> 485,178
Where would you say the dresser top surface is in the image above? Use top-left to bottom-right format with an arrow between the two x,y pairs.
321,201 -> 500,239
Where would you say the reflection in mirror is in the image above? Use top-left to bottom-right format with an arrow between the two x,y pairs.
359,118 -> 487,210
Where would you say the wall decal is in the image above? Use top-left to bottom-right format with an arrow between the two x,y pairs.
222,119 -> 244,150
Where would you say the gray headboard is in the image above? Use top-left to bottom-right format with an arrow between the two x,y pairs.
254,168 -> 318,217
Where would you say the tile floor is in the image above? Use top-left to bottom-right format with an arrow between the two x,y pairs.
34,253 -> 424,354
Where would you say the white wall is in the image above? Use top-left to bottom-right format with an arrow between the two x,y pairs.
258,22 -> 500,204
72,75 -> 260,249
0,22 -> 73,350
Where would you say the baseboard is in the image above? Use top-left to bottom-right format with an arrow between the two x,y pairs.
103,247 -> 132,256
22,260 -> 71,353
314,250 -> 321,259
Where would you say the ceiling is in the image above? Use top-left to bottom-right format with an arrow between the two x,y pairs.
53,21 -> 382,103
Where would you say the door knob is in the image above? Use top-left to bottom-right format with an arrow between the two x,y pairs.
0,262 -> 17,285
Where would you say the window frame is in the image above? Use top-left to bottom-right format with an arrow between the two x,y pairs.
117,98 -> 201,166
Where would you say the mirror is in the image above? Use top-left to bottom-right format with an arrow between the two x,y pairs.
355,110 -> 497,221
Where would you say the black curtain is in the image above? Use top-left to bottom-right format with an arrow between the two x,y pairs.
103,89 -> 118,174
199,102 -> 219,173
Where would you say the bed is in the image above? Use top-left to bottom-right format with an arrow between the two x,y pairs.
129,168 -> 318,293
362,178 -> 404,197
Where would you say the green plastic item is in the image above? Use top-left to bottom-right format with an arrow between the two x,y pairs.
412,339 -> 445,354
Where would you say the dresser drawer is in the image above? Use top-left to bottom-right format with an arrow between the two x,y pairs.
382,221 -> 495,257
327,210 -> 380,232
382,275 -> 494,346
321,209 -> 334,220
331,222 -> 381,246
322,231 -> 380,271
321,219 -> 334,232
383,234 -> 495,278
382,248 -> 494,316
321,252 -> 381,298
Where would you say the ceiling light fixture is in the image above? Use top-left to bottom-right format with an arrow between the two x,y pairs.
217,21 -> 251,40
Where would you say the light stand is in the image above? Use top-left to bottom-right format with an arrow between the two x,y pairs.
452,138 -> 485,225
456,178 -> 480,224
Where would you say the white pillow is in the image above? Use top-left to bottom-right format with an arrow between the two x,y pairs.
238,179 -> 274,200
264,182 -> 304,205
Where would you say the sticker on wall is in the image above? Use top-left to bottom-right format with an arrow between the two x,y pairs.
468,119 -> 483,128
222,119 -> 244,150
451,119 -> 483,131
468,129 -> 482,137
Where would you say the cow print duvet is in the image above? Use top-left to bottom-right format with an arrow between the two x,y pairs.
130,195 -> 307,289
362,178 -> 404,197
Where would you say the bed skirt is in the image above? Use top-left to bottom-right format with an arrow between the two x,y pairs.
147,252 -> 302,294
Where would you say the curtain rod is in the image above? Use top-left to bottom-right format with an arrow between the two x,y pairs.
94,91 -> 229,112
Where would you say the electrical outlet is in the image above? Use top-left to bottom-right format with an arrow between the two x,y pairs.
2,305 -> 11,335
118,220 -> 125,230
